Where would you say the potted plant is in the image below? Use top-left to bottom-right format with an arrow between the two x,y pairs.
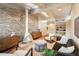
42,48 -> 58,56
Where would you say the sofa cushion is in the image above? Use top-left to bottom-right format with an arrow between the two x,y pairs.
58,36 -> 69,44
53,42 -> 66,51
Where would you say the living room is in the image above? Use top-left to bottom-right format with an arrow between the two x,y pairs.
27,3 -> 79,56
0,3 -> 79,56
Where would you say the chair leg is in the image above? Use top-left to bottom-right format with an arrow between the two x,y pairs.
31,48 -> 33,56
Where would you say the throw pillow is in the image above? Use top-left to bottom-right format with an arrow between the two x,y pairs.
58,46 -> 75,54
58,36 -> 69,44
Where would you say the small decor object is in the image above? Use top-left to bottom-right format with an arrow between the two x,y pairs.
42,48 -> 58,56
11,32 -> 15,37
44,33 -> 57,43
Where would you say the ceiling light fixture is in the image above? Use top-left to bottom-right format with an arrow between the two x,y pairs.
26,3 -> 38,9
26,3 -> 49,18
58,8 -> 62,11
41,11 -> 49,18
31,8 -> 49,18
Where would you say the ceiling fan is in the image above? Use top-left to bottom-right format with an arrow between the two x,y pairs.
26,3 -> 49,18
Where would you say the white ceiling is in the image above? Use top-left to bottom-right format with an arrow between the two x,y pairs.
34,3 -> 73,21
0,3 -> 73,22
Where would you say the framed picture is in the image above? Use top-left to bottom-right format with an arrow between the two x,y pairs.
74,17 -> 79,38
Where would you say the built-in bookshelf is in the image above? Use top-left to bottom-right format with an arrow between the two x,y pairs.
56,23 -> 66,36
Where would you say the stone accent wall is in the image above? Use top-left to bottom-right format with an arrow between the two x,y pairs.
0,6 -> 25,37
28,14 -> 38,33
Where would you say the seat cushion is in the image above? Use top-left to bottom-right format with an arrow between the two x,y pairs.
58,36 -> 69,44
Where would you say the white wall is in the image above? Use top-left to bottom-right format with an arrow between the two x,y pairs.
66,20 -> 72,38
48,24 -> 56,34
38,17 -> 56,36
66,4 -> 79,47
38,19 -> 48,36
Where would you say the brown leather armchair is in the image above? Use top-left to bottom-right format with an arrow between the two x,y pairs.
0,35 -> 21,53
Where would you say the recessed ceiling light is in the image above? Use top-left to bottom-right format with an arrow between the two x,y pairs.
49,23 -> 55,26
58,8 -> 62,11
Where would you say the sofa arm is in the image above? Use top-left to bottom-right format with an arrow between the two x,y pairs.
53,42 -> 67,51
67,39 -> 75,47
57,52 -> 74,56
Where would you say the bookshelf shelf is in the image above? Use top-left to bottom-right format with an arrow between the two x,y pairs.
56,23 -> 66,36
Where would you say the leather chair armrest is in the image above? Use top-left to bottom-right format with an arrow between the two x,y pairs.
53,42 -> 67,51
